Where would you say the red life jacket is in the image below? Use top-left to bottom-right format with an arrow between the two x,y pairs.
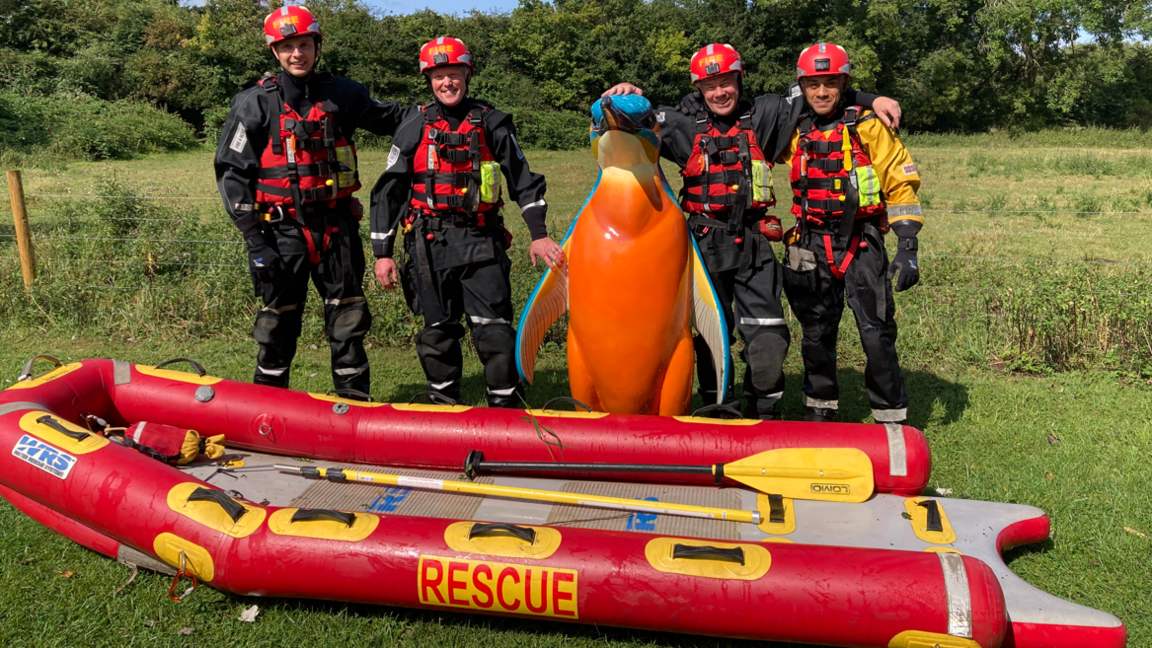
790,106 -> 885,227
681,108 -> 775,232
789,107 -> 887,279
255,73 -> 359,209
409,102 -> 502,226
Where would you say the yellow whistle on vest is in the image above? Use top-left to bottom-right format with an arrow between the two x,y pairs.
325,179 -> 334,187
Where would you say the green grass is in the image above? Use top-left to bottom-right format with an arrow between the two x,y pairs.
0,142 -> 1150,646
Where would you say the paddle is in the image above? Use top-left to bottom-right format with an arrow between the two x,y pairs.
274,464 -> 762,525
464,447 -> 874,504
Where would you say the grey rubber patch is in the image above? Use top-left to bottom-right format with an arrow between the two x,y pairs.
113,360 -> 132,385
885,423 -> 908,477
939,552 -> 973,638
117,545 -> 175,575
332,402 -> 350,415
0,402 -> 44,416
194,386 -> 215,403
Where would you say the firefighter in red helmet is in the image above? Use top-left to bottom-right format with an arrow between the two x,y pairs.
214,6 -> 419,400
780,43 -> 923,426
602,44 -> 901,419
369,38 -> 564,407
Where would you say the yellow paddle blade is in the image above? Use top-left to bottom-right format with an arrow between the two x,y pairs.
722,448 -> 875,503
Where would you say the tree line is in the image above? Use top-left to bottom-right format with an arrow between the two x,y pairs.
2,0 -> 1151,158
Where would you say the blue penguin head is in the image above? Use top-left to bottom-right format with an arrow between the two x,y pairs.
590,95 -> 660,152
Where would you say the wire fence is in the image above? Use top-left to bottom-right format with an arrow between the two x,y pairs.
3,189 -> 1151,292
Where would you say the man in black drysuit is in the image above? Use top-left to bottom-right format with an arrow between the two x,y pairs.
214,7 -> 417,398
369,37 -> 564,407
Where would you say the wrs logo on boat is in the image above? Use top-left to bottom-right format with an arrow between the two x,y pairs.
811,483 -> 850,495
12,435 -> 77,479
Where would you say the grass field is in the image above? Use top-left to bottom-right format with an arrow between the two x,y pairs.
0,139 -> 1150,647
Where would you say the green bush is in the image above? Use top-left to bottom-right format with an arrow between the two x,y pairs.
0,92 -> 197,161
512,109 -> 590,151
202,104 -> 231,148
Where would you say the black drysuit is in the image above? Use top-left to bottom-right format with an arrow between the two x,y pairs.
655,87 -> 879,418
214,70 -> 417,395
369,98 -> 549,407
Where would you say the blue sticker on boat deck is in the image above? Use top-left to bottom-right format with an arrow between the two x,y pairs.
13,434 -> 77,479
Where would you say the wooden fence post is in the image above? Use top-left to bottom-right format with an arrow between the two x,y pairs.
6,170 -> 35,289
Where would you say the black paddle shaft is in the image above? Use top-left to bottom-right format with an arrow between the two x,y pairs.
464,450 -> 725,484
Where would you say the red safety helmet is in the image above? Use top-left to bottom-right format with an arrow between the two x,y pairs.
419,37 -> 473,75
264,5 -> 322,48
689,43 -> 743,84
796,43 -> 851,79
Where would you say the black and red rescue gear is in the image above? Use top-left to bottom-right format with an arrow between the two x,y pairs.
254,73 -> 359,264
681,108 -> 775,236
790,106 -> 885,278
409,102 -> 502,224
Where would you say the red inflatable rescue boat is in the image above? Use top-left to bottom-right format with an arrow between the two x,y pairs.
0,358 -> 1126,647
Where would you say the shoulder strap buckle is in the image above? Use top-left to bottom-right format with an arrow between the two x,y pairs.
695,110 -> 711,134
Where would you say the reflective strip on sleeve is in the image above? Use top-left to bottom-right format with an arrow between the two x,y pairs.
371,229 -> 395,241
888,204 -> 924,218
519,199 -> 547,210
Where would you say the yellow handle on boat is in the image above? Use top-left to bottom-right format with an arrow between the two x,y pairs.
274,464 -> 761,525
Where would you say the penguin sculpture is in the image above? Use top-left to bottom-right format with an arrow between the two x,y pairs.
516,95 -> 729,415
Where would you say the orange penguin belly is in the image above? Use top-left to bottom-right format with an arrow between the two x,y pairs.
567,167 -> 694,415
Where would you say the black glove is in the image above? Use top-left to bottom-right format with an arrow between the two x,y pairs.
247,239 -> 285,284
887,237 -> 919,292
677,91 -> 704,116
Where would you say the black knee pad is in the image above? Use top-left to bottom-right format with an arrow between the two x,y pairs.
415,324 -> 465,390
253,308 -> 302,347
328,303 -> 372,344
743,331 -> 789,394
473,323 -> 518,389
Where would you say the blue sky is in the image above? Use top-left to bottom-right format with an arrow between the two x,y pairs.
181,0 -> 521,15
